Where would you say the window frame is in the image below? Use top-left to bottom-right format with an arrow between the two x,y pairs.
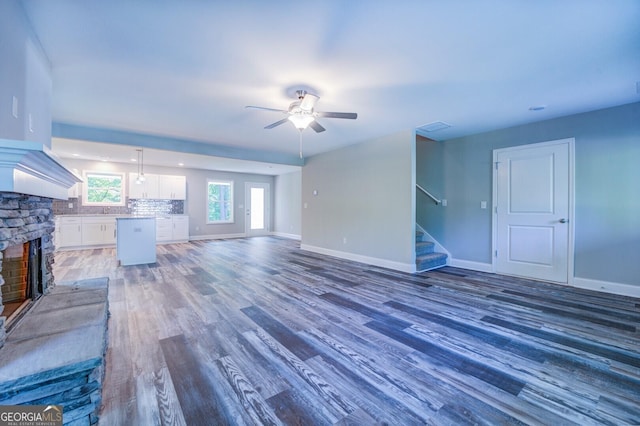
81,170 -> 126,207
206,179 -> 234,224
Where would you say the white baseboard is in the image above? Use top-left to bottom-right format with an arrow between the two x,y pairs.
271,232 -> 301,240
300,244 -> 416,273
448,258 -> 640,299
189,233 -> 246,241
571,277 -> 640,298
448,258 -> 493,273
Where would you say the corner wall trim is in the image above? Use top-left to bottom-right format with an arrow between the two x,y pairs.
300,244 -> 415,273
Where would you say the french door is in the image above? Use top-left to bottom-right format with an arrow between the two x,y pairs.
493,139 -> 573,283
245,182 -> 270,236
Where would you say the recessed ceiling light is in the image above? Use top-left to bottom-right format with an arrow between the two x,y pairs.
529,105 -> 547,111
178,163 -> 184,167
131,158 -> 137,162
72,153 -> 80,157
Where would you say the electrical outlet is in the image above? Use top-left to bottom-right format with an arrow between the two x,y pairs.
441,199 -> 447,207
343,237 -> 347,244
480,201 -> 487,209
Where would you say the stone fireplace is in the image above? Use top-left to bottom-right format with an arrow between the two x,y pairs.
0,140 -> 109,424
0,193 -> 55,347
0,139 -> 80,347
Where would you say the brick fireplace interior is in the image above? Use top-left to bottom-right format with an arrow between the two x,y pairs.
0,238 -> 44,328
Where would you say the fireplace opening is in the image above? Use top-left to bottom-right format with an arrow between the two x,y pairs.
0,238 -> 44,329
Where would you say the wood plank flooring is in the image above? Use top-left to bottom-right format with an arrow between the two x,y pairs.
51,237 -> 640,425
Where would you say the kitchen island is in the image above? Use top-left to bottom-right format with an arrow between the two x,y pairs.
116,216 -> 156,266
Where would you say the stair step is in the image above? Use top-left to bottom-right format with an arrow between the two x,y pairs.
416,252 -> 447,272
416,241 -> 435,255
415,231 -> 425,242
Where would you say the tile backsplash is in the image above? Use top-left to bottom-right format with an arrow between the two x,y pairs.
53,197 -> 184,216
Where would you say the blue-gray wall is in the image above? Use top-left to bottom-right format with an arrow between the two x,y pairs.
274,171 -> 302,238
417,102 -> 640,287
302,129 -> 416,271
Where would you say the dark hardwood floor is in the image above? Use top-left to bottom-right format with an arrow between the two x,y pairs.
52,237 -> 640,425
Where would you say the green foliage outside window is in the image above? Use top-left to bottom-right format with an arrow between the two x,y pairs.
85,172 -> 124,205
207,181 -> 233,223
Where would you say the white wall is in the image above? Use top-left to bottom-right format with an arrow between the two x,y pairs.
274,171 -> 301,239
301,129 -> 416,272
0,0 -> 52,145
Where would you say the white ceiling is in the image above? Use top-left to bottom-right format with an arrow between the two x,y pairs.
22,0 -> 640,172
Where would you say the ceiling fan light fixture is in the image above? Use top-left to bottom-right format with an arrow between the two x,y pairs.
288,114 -> 315,130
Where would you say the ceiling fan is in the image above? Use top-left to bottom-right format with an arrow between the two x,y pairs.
245,90 -> 358,134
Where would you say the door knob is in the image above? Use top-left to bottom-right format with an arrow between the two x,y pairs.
559,218 -> 568,223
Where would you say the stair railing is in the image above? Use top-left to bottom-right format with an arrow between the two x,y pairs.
416,184 -> 441,205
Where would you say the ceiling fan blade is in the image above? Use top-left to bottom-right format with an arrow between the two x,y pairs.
309,120 -> 326,133
264,117 -> 290,129
245,105 -> 288,113
316,111 -> 358,119
299,93 -> 319,111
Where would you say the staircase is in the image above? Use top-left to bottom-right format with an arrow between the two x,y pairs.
415,230 -> 448,272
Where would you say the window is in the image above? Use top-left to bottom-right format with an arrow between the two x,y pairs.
207,180 -> 234,223
82,171 -> 126,206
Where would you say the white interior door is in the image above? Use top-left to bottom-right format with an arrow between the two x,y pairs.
493,139 -> 572,283
245,182 -> 270,236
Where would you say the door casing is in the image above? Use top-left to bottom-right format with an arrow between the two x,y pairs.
492,138 -> 575,283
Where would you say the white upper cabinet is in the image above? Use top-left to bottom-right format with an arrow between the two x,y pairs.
158,175 -> 186,200
128,173 -> 159,199
129,173 -> 185,200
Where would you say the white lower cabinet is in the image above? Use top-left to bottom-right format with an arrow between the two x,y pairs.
156,216 -> 189,243
56,217 -> 82,248
81,217 -> 117,246
56,215 -> 188,249
155,217 -> 173,242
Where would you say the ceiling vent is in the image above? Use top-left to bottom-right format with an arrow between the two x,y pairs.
416,121 -> 451,136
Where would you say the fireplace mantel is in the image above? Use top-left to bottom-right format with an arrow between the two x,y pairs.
0,139 -> 81,199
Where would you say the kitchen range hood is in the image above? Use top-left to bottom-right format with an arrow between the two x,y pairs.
0,139 -> 81,199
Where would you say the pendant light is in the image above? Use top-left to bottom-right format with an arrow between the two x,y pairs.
135,149 -> 146,184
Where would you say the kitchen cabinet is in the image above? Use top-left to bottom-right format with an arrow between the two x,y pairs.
81,217 -> 116,246
158,175 -> 186,200
55,215 -> 187,250
55,217 -> 82,248
128,173 -> 159,199
156,215 -> 189,243
67,182 -> 81,199
171,216 -> 189,241
155,217 -> 173,242
128,173 -> 186,200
